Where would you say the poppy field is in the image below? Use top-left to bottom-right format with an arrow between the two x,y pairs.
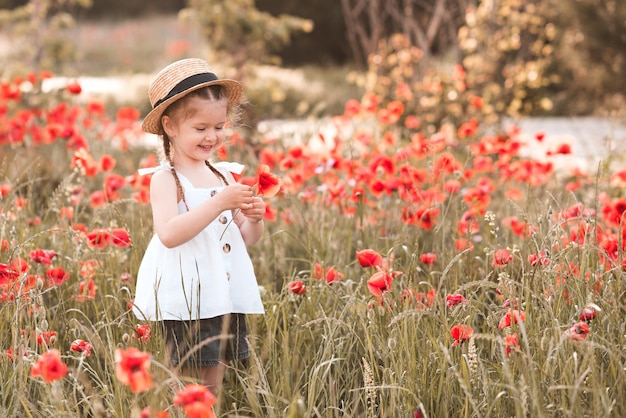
1,69 -> 625,418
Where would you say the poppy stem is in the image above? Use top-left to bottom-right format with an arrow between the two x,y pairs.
219,209 -> 240,241
218,182 -> 258,240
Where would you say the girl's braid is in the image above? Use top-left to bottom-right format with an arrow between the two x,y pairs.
162,133 -> 190,211
206,161 -> 229,186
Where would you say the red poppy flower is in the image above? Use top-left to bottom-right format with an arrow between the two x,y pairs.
66,80 -> 82,95
343,98 -> 361,118
414,288 -> 436,310
71,148 -> 98,177
470,95 -> 483,109
104,173 -> 126,200
87,228 -> 112,248
59,206 -> 75,220
114,347 -> 154,393
74,278 -> 97,301
504,333 -> 519,355
528,251 -> 550,267
312,263 -> 324,280
36,330 -> 57,346
136,324 -> 151,343
86,99 -> 105,115
498,309 -> 526,330
29,249 -> 57,265
30,349 -> 67,382
46,267 -> 70,286
420,253 -> 437,265
404,115 -> 421,129
70,339 -> 93,356
324,266 -> 344,284
287,281 -> 306,295
446,293 -> 467,309
450,324 -> 473,346
0,183 -> 11,197
564,321 -> 590,341
10,257 -> 29,274
255,164 -> 281,197
367,270 -> 401,298
356,249 -> 383,268
111,228 -> 132,248
140,407 -> 169,418
492,249 -> 513,268
578,303 -> 601,322
98,154 -> 116,172
174,384 -> 216,418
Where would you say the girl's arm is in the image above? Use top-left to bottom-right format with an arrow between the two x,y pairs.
150,170 -> 255,248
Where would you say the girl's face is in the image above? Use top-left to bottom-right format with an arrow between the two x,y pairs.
162,96 -> 228,164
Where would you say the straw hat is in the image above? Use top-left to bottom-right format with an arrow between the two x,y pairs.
141,58 -> 243,134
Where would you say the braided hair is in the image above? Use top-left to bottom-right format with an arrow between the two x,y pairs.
158,85 -> 235,211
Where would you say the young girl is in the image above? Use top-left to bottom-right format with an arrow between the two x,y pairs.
133,58 -> 265,395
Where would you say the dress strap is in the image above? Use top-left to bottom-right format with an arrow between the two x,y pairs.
213,161 -> 245,175
137,161 -> 172,176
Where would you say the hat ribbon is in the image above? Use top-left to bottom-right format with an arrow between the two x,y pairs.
153,72 -> 218,109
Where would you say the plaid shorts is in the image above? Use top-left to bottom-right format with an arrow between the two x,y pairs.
162,313 -> 249,367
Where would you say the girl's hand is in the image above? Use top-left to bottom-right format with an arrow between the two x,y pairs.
216,183 -> 255,211
240,196 -> 265,223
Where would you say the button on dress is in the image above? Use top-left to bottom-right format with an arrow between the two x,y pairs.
133,162 -> 265,321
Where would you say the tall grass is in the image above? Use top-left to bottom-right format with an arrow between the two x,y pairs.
0,73 -> 624,418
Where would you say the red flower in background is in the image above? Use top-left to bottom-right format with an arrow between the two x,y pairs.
136,324 -> 151,343
343,98 -> 361,118
255,164 -> 281,197
356,249 -> 383,268
74,278 -> 97,301
86,228 -> 112,248
71,148 -> 98,177
66,80 -> 82,95
140,407 -> 169,418
446,293 -> 467,308
114,347 -> 154,393
492,249 -> 513,268
414,288 -> 436,310
10,257 -> 29,274
0,184 -> 11,197
504,333 -> 520,355
312,263 -> 323,280
528,250 -> 550,267
104,173 -> 126,200
324,266 -> 344,284
287,280 -> 306,295
111,228 -> 132,248
450,324 -> 473,346
46,266 -> 70,286
367,270 -> 401,298
70,339 -> 93,356
30,349 -> 67,383
579,303 -> 600,322
498,309 -> 526,331
420,253 -> 437,265
29,248 -> 57,265
36,330 -> 57,346
564,321 -> 590,341
174,383 -> 216,418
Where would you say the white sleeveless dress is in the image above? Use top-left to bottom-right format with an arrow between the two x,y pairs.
132,162 -> 265,321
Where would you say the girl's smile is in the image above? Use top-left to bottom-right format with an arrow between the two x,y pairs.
162,96 -> 229,166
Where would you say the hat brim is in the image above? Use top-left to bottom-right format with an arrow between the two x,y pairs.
141,79 -> 242,134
